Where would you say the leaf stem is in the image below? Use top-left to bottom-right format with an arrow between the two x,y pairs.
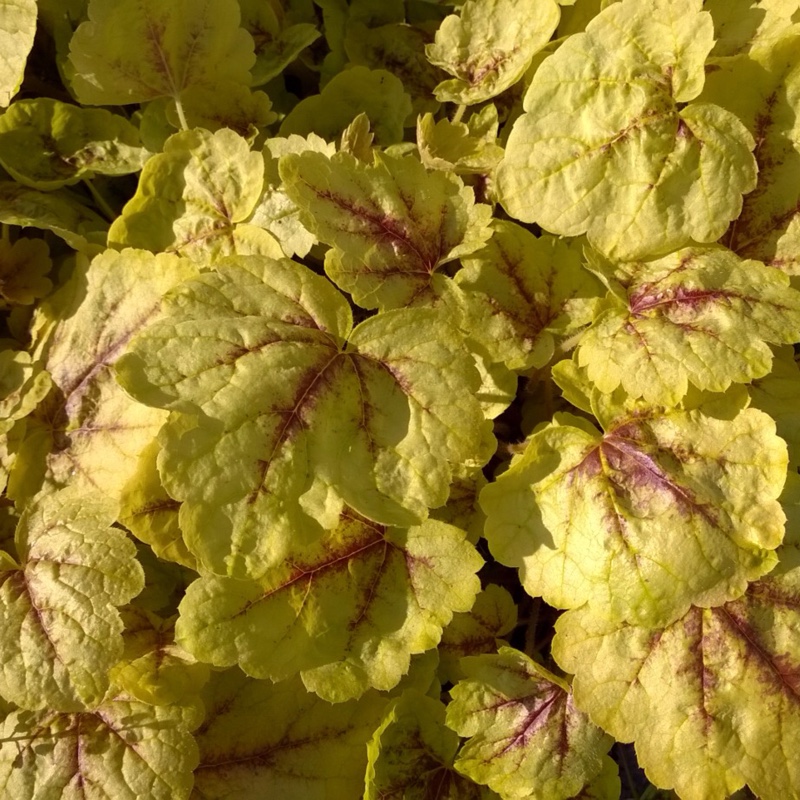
451,104 -> 467,125
82,179 -> 116,223
523,597 -> 541,657
1,224 -> 9,244
174,95 -> 189,131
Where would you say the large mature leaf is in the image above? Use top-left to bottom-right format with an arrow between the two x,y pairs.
0,99 -> 149,191
0,491 -> 144,710
706,0 -> 800,57
366,689 -> 499,799
445,647 -> 612,800
0,695 -> 199,799
176,514 -> 481,701
109,128 -> 282,263
575,246 -> 800,405
10,249 -> 196,504
0,0 -> 36,107
192,669 -> 386,800
481,400 -> 787,626
425,0 -> 560,104
281,149 -> 492,311
456,221 -> 602,371
116,256 -> 489,578
553,563 -> 800,800
497,0 -> 757,260
68,0 -> 255,111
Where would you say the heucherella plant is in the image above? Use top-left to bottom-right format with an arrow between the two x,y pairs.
0,0 -> 799,798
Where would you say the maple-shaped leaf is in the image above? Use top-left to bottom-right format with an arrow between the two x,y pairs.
700,31 -> 800,274
0,694 -> 199,799
68,0 -> 255,117
0,237 -> 52,307
176,513 -> 481,701
280,66 -> 412,146
109,128 -> 282,264
425,0 -> 560,104
0,351 -> 50,435
481,400 -> 787,626
497,0 -> 757,260
9,249 -> 196,505
456,221 -> 602,372
445,647 -> 612,800
118,439 -> 196,569
281,149 -> 492,311
0,98 -> 149,191
0,0 -> 36,107
0,491 -> 144,711
192,669 -> 386,800
438,584 -> 518,684
116,256 -> 489,578
575,246 -> 800,405
553,563 -> 800,799
366,689 -> 500,799
0,182 -> 107,252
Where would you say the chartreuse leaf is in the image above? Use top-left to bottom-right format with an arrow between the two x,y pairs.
0,351 -> 50,435
446,647 -> 612,800
239,0 -> 320,86
116,256 -> 489,578
497,0 -> 758,261
192,668 -> 386,800
0,182 -> 107,252
10,249 -> 196,504
281,67 -> 413,146
0,237 -> 52,307
417,105 -> 505,175
176,513 -> 481,701
0,491 -> 144,711
553,564 -> 800,800
249,133 -> 336,258
576,246 -> 800,405
0,99 -> 149,191
430,465 -> 489,545
0,0 -> 36,107
706,0 -> 800,57
118,439 -> 196,570
366,689 -> 500,799
68,0 -> 254,114
0,695 -> 199,799
456,221 -> 602,371
426,0 -> 560,104
700,31 -> 800,274
481,400 -> 787,626
281,149 -> 492,311
438,584 -> 517,684
109,128 -> 282,263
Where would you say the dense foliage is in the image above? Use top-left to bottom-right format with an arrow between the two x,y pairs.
0,0 -> 799,798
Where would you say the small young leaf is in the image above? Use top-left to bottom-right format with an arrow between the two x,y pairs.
0,237 -> 52,307
0,351 -> 50,435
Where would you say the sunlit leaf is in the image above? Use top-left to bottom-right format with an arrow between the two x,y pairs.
0,0 -> 36,107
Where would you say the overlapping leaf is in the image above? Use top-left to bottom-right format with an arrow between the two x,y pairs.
366,689 -> 499,799
553,563 -> 800,799
0,99 -> 149,191
457,221 -> 602,371
0,351 -> 50,435
425,0 -> 560,104
0,695 -> 199,799
706,0 -> 800,57
575,246 -> 800,405
0,237 -> 52,307
446,647 -> 612,800
0,0 -> 36,107
109,128 -> 282,263
10,249 -> 196,504
497,0 -> 757,260
0,491 -> 144,710
481,399 -> 787,626
192,669 -> 386,800
176,513 -> 481,702
116,255 -> 489,578
281,149 -> 492,311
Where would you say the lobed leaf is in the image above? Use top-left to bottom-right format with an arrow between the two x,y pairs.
481,402 -> 787,626
0,237 -> 52,307
0,491 -> 144,710
0,0 -> 36,107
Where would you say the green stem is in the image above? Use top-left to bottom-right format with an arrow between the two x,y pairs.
451,104 -> 467,125
174,95 -> 189,131
83,178 -> 116,223
1,224 -> 10,244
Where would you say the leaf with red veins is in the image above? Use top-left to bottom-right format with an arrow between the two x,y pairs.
481,403 -> 787,627
553,563 -> 800,800
175,512 -> 482,702
577,246 -> 800,405
280,149 -> 492,311
445,647 -> 612,800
